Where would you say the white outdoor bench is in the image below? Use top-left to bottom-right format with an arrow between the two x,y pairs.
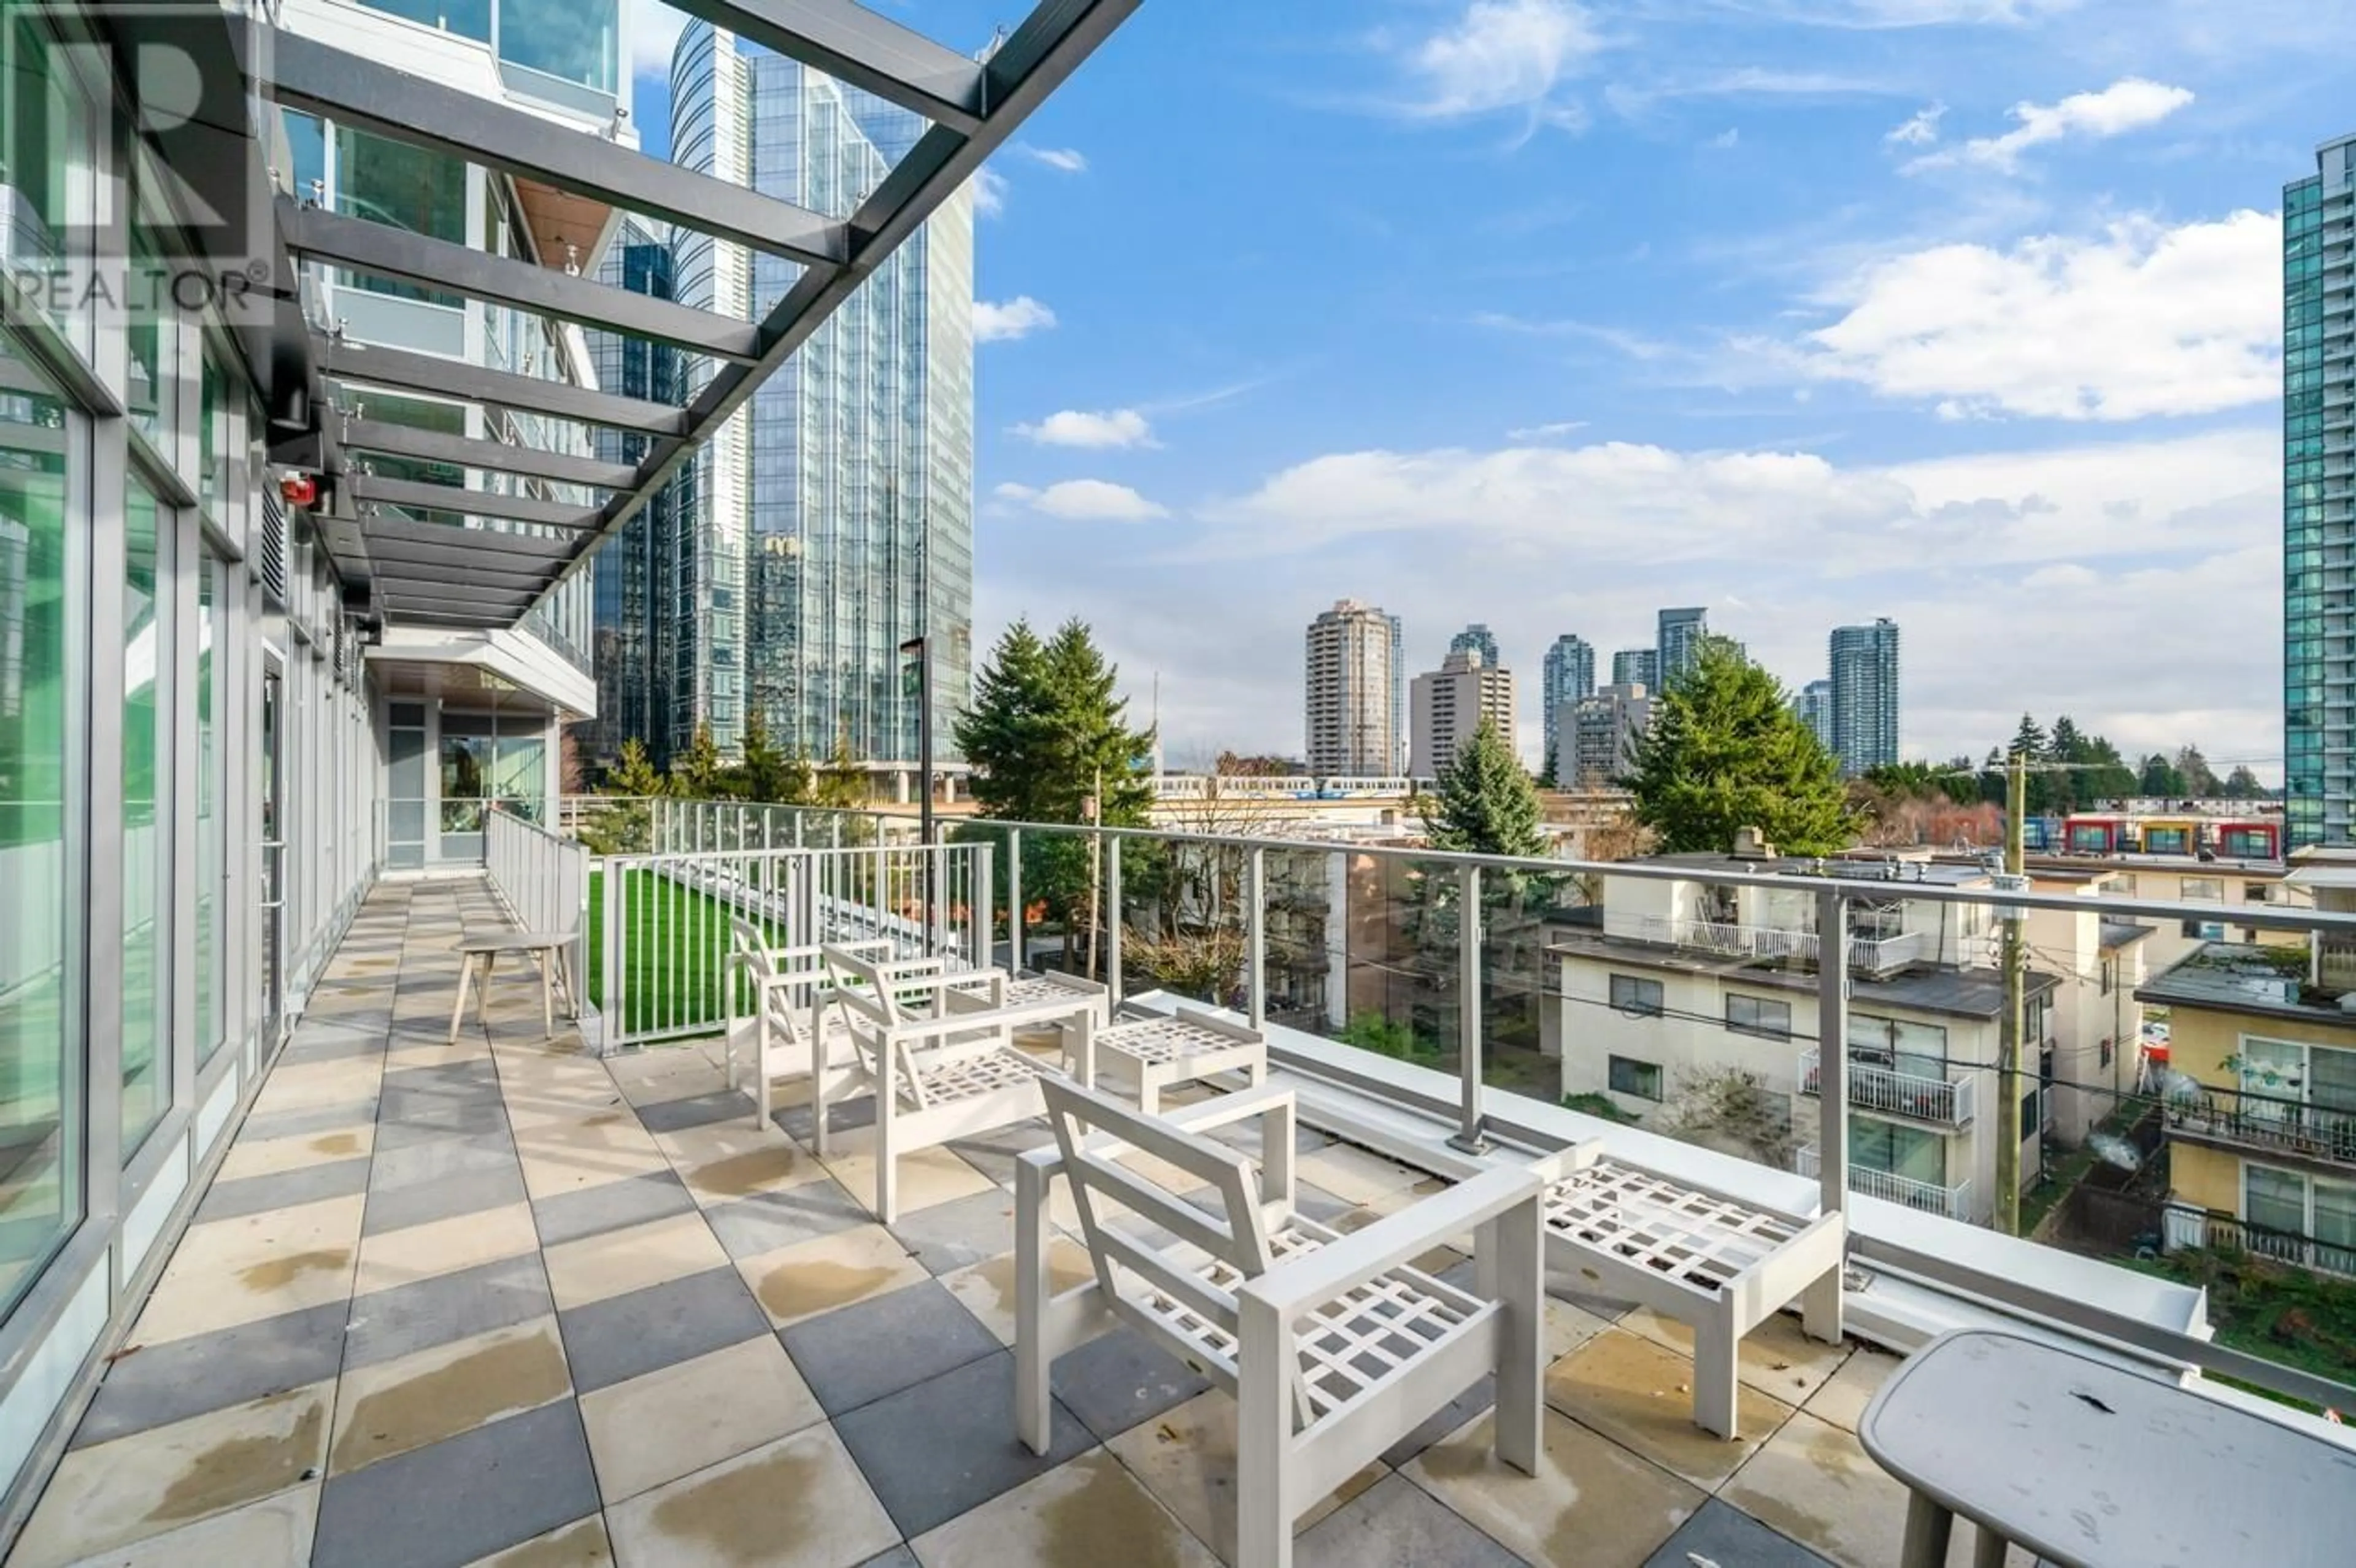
942,969 -> 1111,1053
1086,1007 -> 1266,1115
820,945 -> 1091,1222
1539,1150 -> 1846,1440
1017,1078 -> 1563,1568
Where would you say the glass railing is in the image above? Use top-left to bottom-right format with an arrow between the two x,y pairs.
569,791 -> 2356,1412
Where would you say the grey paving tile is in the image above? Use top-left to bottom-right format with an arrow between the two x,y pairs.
939,1119 -> 1050,1186
241,1098 -> 380,1142
558,1266 -> 771,1394
75,1301 -> 348,1446
280,1024 -> 390,1064
196,1156 -> 373,1222
531,1167 -> 694,1247
780,1278 -> 1002,1416
886,1187 -> 1017,1275
832,1350 -> 1093,1539
1295,1472 -> 1525,1568
343,1253 -> 554,1370
635,1087 -> 758,1133
373,1094 -> 509,1148
774,1094 -> 878,1144
703,1176 -> 870,1261
313,1400 -> 599,1568
1049,1326 -> 1212,1443
1642,1499 -> 1836,1568
366,1131 -> 518,1191
1292,1181 -> 1356,1224
857,1549 -> 920,1568
361,1156 -> 527,1236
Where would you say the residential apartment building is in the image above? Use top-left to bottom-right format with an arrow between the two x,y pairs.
1449,623 -> 1501,669
671,23 -> 976,769
2141,940 -> 2356,1278
1564,683 -> 1651,787
1541,634 -> 1595,777
1657,607 -> 1707,688
1411,649 -> 1514,777
1612,648 -> 1657,690
1795,678 -> 1834,756
2285,135 -> 2356,849
1830,618 -> 1900,776
1547,848 -> 2065,1226
1305,599 -> 1406,775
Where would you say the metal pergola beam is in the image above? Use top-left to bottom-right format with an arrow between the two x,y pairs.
268,31 -> 849,267
664,0 -> 987,134
320,339 -> 690,437
358,512 -> 582,560
348,474 -> 602,531
551,0 -> 1142,599
284,202 -> 762,364
340,418 -> 644,491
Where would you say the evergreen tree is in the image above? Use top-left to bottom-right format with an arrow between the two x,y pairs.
1625,642 -> 1855,855
1420,721 -> 1547,857
814,726 -> 868,810
2223,764 -> 2265,799
737,709 -> 798,804
2175,745 -> 2221,796
579,737 -> 665,853
668,723 -> 724,799
955,620 -> 1061,822
611,737 -> 664,798
2139,753 -> 2187,796
2011,714 -> 2047,762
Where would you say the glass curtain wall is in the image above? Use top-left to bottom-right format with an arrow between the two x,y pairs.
119,482 -> 166,1156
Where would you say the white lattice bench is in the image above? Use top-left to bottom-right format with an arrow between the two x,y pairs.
1085,1007 -> 1266,1115
944,969 -> 1111,1050
1541,1151 -> 1846,1440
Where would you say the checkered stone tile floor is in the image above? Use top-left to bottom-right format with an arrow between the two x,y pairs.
6,878 -> 1972,1568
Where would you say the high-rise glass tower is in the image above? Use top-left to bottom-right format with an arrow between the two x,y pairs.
1541,635 -> 1595,777
2286,136 -> 2355,847
582,215 -> 696,767
1612,648 -> 1657,690
1657,607 -> 1708,688
1830,619 -> 1900,777
1449,623 -> 1500,669
1306,600 -> 1404,775
1794,678 -> 1834,757
671,24 -> 975,766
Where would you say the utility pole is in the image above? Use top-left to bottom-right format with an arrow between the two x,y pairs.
1996,747 -> 2027,1236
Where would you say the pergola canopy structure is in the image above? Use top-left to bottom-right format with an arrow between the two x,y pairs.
260,0 -> 1140,632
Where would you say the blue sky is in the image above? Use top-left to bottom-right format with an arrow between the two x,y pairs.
626,0 -> 2343,776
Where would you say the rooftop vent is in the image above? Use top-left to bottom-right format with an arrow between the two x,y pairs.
1730,826 -> 1775,861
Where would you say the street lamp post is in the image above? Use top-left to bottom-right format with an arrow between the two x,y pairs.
899,635 -> 934,848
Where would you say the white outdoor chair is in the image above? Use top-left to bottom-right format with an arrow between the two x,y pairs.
819,944 -> 1090,1223
1538,1149 -> 1846,1439
721,921 -> 894,1131
1017,1078 -> 1561,1568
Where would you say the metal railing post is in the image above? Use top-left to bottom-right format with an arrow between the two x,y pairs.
1106,834 -> 1123,1007
1447,863 -> 1488,1155
1007,828 -> 1024,974
974,842 -> 993,973
600,858 -> 624,1055
1810,886 -> 1851,1340
1246,845 -> 1266,1029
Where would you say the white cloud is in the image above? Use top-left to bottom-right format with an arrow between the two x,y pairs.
1396,0 -> 1601,125
1505,420 -> 1590,440
980,425 -> 2277,767
1707,127 -> 1741,149
1017,145 -> 1088,173
995,480 -> 1168,521
1790,209 -> 2280,420
1909,77 -> 2195,173
972,168 -> 1009,218
1013,409 -> 1156,449
1885,102 -> 1946,145
972,296 -> 1058,343
1717,0 -> 2077,25
627,0 -> 691,78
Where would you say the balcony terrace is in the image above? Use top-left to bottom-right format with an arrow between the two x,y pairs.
1796,1046 -> 1976,1129
4,879 -> 1932,1568
1794,1145 -> 1974,1223
1620,915 -> 1931,978
2165,1084 -> 2356,1172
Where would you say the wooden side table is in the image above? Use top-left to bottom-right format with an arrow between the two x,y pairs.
449,931 -> 578,1042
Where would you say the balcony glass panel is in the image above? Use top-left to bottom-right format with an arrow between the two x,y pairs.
497,0 -> 618,95
358,0 -> 490,44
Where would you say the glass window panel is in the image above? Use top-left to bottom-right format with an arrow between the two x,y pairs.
1606,1055 -> 1661,1101
2315,1177 -> 2356,1254
334,128 -> 467,307
2246,1164 -> 2308,1237
357,0 -> 490,44
1,11 -> 96,358
497,0 -> 618,93
121,482 -> 166,1156
0,341 -> 78,1310
196,555 -> 223,1063
1608,974 -> 1662,1018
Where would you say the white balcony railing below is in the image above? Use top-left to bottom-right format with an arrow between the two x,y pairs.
1626,915 -> 1930,974
1797,1046 -> 1976,1127
1795,1144 -> 1974,1220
